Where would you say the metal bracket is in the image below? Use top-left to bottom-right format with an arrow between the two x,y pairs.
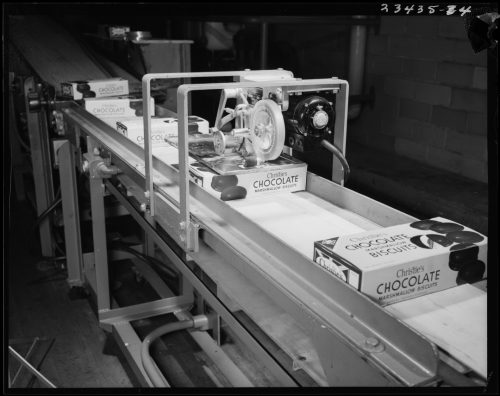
88,158 -> 121,179
179,220 -> 200,252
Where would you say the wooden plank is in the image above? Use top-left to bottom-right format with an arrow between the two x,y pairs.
386,284 -> 487,379
8,15 -> 109,91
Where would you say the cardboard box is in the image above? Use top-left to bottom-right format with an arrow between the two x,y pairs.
117,116 -> 209,147
61,78 -> 129,100
84,95 -> 155,118
183,153 -> 307,201
313,217 -> 487,306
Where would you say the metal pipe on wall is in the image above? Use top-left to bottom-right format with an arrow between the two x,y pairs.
348,16 -> 368,120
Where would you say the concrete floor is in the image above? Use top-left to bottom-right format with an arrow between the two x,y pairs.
7,199 -> 135,388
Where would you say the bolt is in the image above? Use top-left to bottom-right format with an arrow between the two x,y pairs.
144,190 -> 150,199
179,221 -> 186,230
93,147 -> 100,155
365,337 -> 380,348
124,343 -> 129,347
140,203 -> 147,212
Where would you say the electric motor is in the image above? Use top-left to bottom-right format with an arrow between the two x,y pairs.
284,94 -> 336,152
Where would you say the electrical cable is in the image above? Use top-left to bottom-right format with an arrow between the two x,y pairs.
320,139 -> 351,182
140,319 -> 195,387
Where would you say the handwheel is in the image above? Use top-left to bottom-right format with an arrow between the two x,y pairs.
248,99 -> 285,161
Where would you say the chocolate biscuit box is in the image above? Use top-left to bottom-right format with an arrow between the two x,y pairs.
84,95 -> 155,118
313,217 -> 487,305
61,78 -> 129,100
116,116 -> 209,147
186,153 -> 307,201
169,149 -> 307,201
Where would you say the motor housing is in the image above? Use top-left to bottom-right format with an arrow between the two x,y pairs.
284,93 -> 336,152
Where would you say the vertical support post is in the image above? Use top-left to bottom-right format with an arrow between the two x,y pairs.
181,259 -> 194,302
8,73 -> 26,201
89,170 -> 111,313
57,140 -> 84,286
24,76 -> 55,257
143,212 -> 157,263
260,22 -> 268,70
143,78 -> 154,217
332,81 -> 349,185
177,88 -> 190,248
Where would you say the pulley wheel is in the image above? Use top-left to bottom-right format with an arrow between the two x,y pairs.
248,99 -> 285,161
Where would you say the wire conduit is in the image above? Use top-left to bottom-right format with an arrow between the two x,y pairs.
141,315 -> 211,387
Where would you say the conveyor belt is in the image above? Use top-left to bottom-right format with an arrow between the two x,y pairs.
8,15 -> 110,91
148,144 -> 487,379
58,97 -> 486,386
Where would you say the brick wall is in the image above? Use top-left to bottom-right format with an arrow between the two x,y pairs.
348,16 -> 488,183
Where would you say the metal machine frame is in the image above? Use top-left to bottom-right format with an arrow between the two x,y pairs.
12,76 -> 57,257
54,71 -> 478,387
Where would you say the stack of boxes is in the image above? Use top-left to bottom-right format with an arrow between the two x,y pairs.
61,78 -> 209,147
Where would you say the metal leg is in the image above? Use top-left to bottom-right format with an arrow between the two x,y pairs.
57,140 -> 84,286
24,77 -> 54,257
105,180 -> 297,386
113,323 -> 154,387
89,174 -> 111,314
9,73 -> 26,201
